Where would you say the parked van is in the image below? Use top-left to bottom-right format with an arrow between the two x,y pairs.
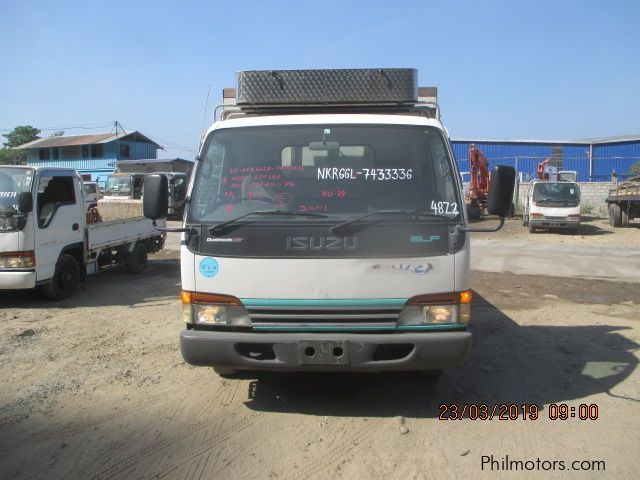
523,180 -> 581,233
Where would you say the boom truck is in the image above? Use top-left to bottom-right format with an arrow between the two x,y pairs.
465,144 -> 490,219
143,68 -> 515,377
0,166 -> 165,299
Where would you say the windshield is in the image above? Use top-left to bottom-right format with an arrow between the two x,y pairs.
104,176 -> 132,195
533,182 -> 580,206
0,167 -> 34,215
190,124 -> 461,223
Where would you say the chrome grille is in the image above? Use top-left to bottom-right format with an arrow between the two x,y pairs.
247,305 -> 402,328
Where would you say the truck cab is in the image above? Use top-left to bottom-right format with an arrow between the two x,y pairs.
1,166 -> 86,293
144,68 -> 515,377
104,171 -> 188,218
1,166 -> 165,299
523,180 -> 581,233
104,172 -> 145,199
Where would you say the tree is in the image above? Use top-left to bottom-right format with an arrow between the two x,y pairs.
0,125 -> 40,165
2,125 -> 40,148
630,160 -> 640,176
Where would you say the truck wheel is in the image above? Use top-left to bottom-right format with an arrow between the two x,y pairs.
127,243 -> 148,274
42,254 -> 80,300
610,203 -> 622,228
528,222 -> 537,233
621,204 -> 629,227
467,204 -> 482,220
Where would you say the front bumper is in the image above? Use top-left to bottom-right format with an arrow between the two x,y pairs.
530,218 -> 580,229
0,271 -> 37,290
180,329 -> 471,372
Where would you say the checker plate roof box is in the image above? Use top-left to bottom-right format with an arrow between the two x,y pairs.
236,68 -> 418,108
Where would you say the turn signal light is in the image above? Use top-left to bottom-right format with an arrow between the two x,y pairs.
180,291 -> 241,305
459,290 -> 473,304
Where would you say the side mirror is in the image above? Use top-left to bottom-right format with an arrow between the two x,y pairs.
18,192 -> 33,213
143,174 -> 168,220
487,165 -> 516,217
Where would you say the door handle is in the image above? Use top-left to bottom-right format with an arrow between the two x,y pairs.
72,223 -> 79,231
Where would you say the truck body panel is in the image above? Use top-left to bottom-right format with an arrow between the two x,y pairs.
192,254 -> 457,300
87,217 -> 162,250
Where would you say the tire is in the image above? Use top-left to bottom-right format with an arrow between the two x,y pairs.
528,222 -> 537,234
621,204 -> 629,227
42,254 -> 80,300
127,242 -> 148,274
610,203 -> 622,228
467,203 -> 482,220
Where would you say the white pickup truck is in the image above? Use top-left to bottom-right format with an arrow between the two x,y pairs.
0,166 -> 165,299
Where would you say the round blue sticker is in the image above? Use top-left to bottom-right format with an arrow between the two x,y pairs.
199,257 -> 219,278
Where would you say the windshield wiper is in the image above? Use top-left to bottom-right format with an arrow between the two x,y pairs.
209,209 -> 329,236
329,210 -> 453,235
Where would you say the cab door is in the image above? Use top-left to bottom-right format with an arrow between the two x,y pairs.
35,172 -> 85,281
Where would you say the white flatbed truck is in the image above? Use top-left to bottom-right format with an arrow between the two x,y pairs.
0,166 -> 165,299
143,68 -> 515,377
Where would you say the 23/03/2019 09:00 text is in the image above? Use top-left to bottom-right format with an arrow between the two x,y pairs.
438,403 -> 599,420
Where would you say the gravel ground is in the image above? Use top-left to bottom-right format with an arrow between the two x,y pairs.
0,218 -> 638,479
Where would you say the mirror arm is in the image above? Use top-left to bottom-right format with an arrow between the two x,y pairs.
456,216 -> 505,233
152,219 -> 191,233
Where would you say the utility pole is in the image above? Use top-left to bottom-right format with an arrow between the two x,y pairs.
114,120 -> 120,163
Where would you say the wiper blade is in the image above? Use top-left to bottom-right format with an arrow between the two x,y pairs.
209,209 -> 328,236
329,210 -> 452,235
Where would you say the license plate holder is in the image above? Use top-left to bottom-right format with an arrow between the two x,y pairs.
298,340 -> 349,366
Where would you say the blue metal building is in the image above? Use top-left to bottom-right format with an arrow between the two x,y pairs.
17,131 -> 162,180
451,135 -> 640,182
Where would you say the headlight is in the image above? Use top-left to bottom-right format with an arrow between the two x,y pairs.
193,304 -> 251,326
398,291 -> 472,326
398,305 -> 457,325
0,251 -> 35,269
181,291 -> 252,326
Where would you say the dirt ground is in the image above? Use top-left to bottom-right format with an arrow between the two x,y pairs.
474,214 -> 640,244
0,218 -> 639,479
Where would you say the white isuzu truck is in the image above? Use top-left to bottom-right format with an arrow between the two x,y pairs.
0,166 -> 165,299
143,68 -> 515,377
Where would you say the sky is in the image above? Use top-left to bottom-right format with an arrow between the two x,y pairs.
1,0 -> 639,159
